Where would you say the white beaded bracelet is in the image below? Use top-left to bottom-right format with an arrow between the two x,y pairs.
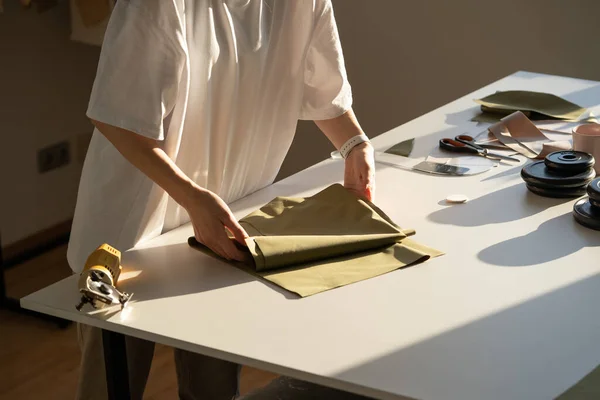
339,134 -> 370,159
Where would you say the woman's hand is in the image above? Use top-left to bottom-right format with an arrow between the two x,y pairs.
184,188 -> 250,262
344,142 -> 376,201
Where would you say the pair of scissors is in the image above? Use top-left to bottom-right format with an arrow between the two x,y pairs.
439,135 -> 520,162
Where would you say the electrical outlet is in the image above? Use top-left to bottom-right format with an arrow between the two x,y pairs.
37,141 -> 70,173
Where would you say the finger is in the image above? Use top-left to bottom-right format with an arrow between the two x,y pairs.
351,183 -> 372,202
217,229 -> 248,262
211,223 -> 247,261
207,239 -> 233,260
364,177 -> 375,202
193,226 -> 230,259
364,186 -> 373,202
193,224 -> 201,242
345,185 -> 364,200
222,214 -> 249,246
353,174 -> 371,199
369,182 -> 376,202
362,167 -> 375,186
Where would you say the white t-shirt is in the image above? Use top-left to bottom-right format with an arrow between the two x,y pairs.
67,0 -> 352,272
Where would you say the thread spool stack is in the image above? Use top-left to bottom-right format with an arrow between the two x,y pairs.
521,151 -> 596,198
573,178 -> 600,231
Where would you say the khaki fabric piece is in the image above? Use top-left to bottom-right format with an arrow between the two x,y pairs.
240,185 -> 411,271
557,364 -> 600,400
475,90 -> 587,121
188,184 -> 443,297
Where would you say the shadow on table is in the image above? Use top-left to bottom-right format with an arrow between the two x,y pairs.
332,271 -> 600,400
427,182 -> 571,227
478,212 -> 600,267
561,83 -> 600,109
444,106 -> 482,127
117,242 -> 298,304
480,162 -> 524,182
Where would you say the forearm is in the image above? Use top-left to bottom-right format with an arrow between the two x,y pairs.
314,108 -> 366,150
91,119 -> 199,208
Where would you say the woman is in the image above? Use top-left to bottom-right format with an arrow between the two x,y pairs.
69,0 -> 375,398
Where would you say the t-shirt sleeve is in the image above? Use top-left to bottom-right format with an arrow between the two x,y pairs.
299,0 -> 353,121
86,0 -> 186,140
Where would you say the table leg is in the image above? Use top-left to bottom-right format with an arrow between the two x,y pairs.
102,329 -> 131,400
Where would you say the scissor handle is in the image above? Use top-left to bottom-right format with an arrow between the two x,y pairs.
439,138 -> 479,154
455,134 -> 475,142
455,134 -> 485,151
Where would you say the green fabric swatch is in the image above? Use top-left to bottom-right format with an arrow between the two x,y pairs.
188,184 -> 443,297
557,364 -> 600,400
474,90 -> 587,121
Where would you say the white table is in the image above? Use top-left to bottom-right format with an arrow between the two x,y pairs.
23,71 -> 600,400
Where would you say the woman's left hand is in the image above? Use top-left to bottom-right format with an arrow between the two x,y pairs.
344,142 -> 376,201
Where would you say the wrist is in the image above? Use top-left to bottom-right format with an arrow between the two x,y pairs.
345,139 -> 373,159
176,180 -> 208,210
339,134 -> 370,159
353,141 -> 373,152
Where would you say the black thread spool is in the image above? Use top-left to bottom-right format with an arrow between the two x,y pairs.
572,178 -> 600,230
545,151 -> 595,173
588,178 -> 600,201
521,160 -> 596,197
526,183 -> 588,198
573,197 -> 600,231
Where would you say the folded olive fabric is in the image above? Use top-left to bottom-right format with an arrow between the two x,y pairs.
557,364 -> 600,399
188,184 -> 443,297
474,90 -> 587,122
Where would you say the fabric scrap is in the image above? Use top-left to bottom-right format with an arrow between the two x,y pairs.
489,111 -> 571,159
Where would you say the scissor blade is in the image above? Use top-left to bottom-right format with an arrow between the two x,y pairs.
478,143 -> 510,151
484,152 -> 520,162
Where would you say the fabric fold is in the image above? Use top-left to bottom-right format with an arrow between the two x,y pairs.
247,233 -> 407,272
188,184 -> 443,297
475,90 -> 587,121
488,111 -> 571,159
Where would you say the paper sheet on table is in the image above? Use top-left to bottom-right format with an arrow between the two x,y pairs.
188,184 -> 443,297
488,111 -> 571,159
534,120 -> 583,134
475,90 -> 587,121
375,152 -> 416,171
376,151 -> 495,175
427,145 -> 497,173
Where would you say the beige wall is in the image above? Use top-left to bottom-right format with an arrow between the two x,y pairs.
3,0 -> 600,245
0,2 -> 100,246
277,0 -> 600,179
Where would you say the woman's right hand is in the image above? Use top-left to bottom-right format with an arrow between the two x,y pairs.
184,187 -> 250,262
